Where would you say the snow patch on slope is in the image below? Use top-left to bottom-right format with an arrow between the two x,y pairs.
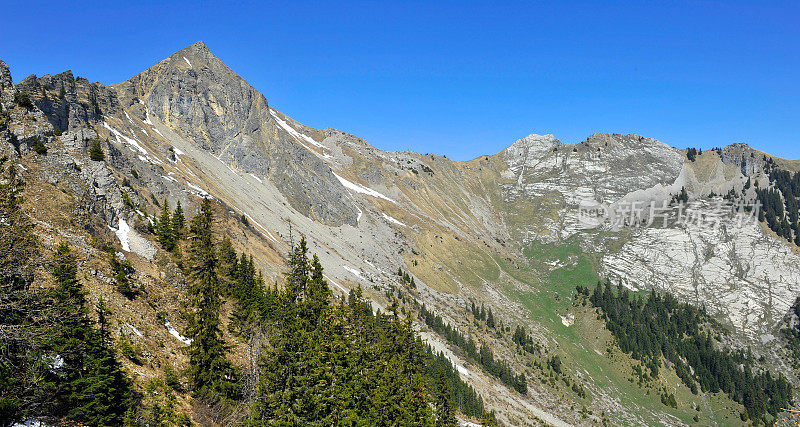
382,213 -> 406,227
343,265 -> 364,280
115,218 -> 131,251
333,173 -> 395,203
270,108 -> 328,150
164,320 -> 192,345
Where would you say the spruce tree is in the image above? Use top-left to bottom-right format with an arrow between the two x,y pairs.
69,297 -> 134,425
49,243 -> 134,424
157,200 -> 175,251
49,242 -> 94,414
185,199 -> 239,402
433,364 -> 457,427
89,137 -> 105,161
0,160 -> 44,422
171,200 -> 185,240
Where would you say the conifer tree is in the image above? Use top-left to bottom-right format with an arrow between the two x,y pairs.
49,243 -> 134,424
89,137 -> 105,161
306,254 -> 330,323
171,200 -> 185,240
0,160 -> 44,422
49,242 -> 94,413
185,199 -> 239,402
433,364 -> 458,427
157,200 -> 175,251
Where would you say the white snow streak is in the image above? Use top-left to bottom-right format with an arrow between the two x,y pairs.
164,320 -> 192,345
342,265 -> 364,280
187,183 -> 211,198
269,109 -> 328,150
333,173 -> 395,203
115,218 -> 131,252
183,56 -> 192,68
126,323 -> 143,337
382,213 -> 406,227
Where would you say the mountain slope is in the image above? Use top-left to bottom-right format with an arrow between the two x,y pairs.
2,42 -> 800,425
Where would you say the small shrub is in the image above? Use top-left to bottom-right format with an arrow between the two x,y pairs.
119,334 -> 142,364
14,91 -> 33,109
164,366 -> 184,392
89,138 -> 105,161
29,137 -> 47,155
121,191 -> 136,210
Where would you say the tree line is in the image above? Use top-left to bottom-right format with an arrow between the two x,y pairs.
756,166 -> 800,247
578,282 -> 793,423
420,304 -> 528,395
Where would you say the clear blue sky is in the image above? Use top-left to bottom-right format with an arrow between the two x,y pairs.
1,1 -> 798,160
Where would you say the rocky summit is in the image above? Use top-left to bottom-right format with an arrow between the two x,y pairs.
1,43 -> 799,426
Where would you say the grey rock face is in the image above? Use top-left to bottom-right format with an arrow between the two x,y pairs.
115,42 -> 357,227
0,60 -> 14,106
16,71 -> 122,135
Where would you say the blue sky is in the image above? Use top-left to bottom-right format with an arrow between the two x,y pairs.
1,1 -> 797,160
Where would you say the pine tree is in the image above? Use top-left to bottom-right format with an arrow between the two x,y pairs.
89,137 -> 105,161
157,200 -> 175,251
433,364 -> 457,427
307,254 -> 331,323
48,242 -> 93,412
486,307 -> 495,328
171,200 -> 185,240
185,199 -> 239,402
49,243 -> 134,424
0,160 -> 44,423
111,252 -> 137,298
69,297 -> 134,425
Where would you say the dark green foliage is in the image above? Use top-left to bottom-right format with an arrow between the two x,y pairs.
155,200 -> 185,252
89,137 -> 105,161
782,297 -> 800,369
673,186 -> 689,204
756,167 -> 800,246
686,147 -> 698,161
46,243 -> 135,425
121,190 -> 135,210
111,251 -> 138,298
0,164 -> 134,425
241,237 -> 495,425
661,392 -> 677,408
184,199 -> 239,402
14,91 -> 33,109
432,363 -> 458,427
512,324 -> 542,355
421,304 -> 527,395
548,355 -> 562,374
0,160 -> 44,422
53,126 -> 63,136
172,201 -> 185,240
157,200 -> 175,251
424,349 -> 485,420
29,136 -> 47,155
486,307 -> 495,328
581,282 -> 792,422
